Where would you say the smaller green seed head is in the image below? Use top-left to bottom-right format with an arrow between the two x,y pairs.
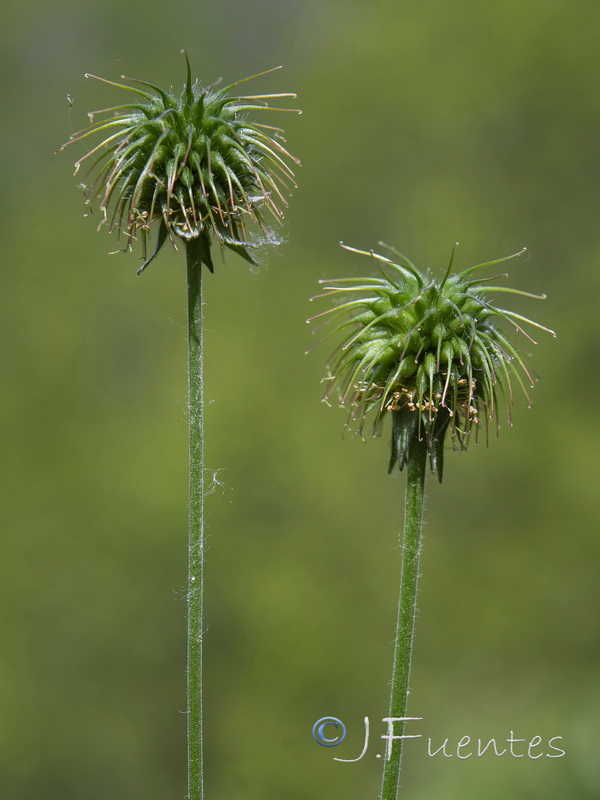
310,243 -> 555,481
59,55 -> 300,274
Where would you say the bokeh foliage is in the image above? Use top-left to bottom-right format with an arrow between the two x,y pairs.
1,0 -> 599,798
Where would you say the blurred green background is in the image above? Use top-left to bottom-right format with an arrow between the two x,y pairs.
2,0 -> 599,797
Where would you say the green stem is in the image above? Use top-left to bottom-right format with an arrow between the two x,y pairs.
380,437 -> 427,800
186,243 -> 204,800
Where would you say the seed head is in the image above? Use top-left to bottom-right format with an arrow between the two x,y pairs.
309,243 -> 555,481
59,54 -> 300,273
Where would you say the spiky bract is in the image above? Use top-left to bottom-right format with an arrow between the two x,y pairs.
311,244 -> 554,481
61,57 -> 300,273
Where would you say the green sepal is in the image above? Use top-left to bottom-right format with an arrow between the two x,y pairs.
185,233 -> 214,274
426,411 -> 451,483
223,239 -> 258,266
389,408 -> 419,474
137,220 -> 168,275
389,407 -> 451,482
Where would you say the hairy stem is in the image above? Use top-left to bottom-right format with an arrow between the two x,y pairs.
380,437 -> 427,800
186,242 -> 204,800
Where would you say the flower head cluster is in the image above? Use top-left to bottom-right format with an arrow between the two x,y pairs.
310,244 -> 554,481
60,55 -> 300,273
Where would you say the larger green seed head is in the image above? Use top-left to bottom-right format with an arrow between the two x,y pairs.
310,243 -> 555,481
60,56 -> 300,273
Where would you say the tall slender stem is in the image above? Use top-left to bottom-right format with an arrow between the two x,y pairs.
380,438 -> 427,800
186,243 -> 204,800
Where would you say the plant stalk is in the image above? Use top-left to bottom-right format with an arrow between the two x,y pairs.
186,243 -> 204,800
380,437 -> 427,800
